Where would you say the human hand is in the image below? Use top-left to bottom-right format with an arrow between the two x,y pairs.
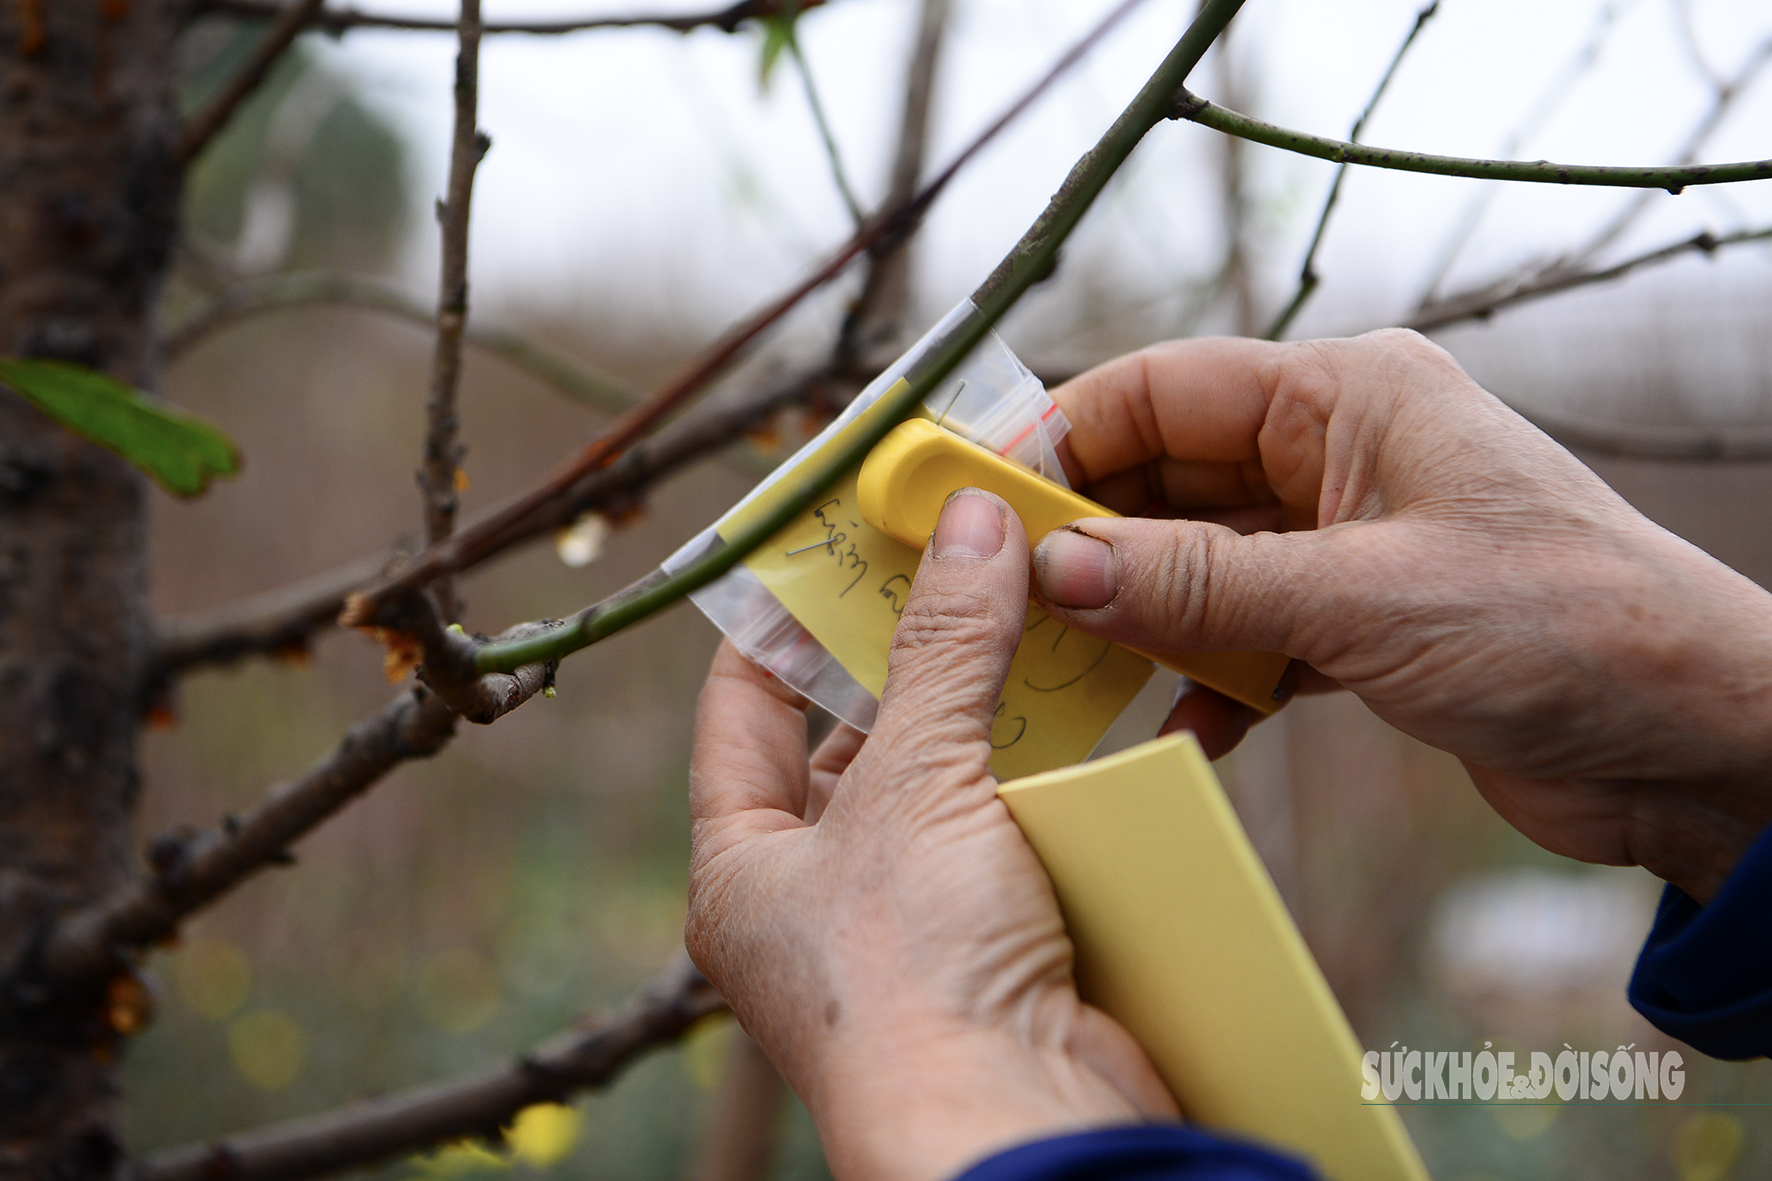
686,490 -> 1178,1181
1036,330 -> 1772,903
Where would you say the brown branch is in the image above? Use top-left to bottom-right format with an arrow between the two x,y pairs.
179,0 -> 329,165
149,372 -> 830,684
136,955 -> 725,1181
836,0 -> 952,366
1514,403 -> 1772,463
46,687 -> 460,983
195,0 -> 826,36
62,608 -> 568,983
337,4 -> 1128,632
1408,225 -> 1772,332
149,550 -> 397,685
421,0 -> 488,624
160,271 -> 639,416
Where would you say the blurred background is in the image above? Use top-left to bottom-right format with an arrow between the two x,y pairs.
135,1 -> 1772,1178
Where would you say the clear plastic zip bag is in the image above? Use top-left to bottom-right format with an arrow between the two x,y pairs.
663,300 -> 1070,730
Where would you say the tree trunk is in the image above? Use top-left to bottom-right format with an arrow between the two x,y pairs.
0,2 -> 184,1177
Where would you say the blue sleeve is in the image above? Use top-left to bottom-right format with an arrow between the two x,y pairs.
1629,822 -> 1772,1059
952,1126 -> 1315,1181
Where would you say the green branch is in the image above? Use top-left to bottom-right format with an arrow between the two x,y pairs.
1173,90 -> 1772,193
471,0 -> 1251,675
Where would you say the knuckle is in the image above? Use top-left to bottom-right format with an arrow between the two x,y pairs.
891,585 -> 1010,663
1146,525 -> 1222,636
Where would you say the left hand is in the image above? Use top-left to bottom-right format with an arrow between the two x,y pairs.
686,489 -> 1177,1181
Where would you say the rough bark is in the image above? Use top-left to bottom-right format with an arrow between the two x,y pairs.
0,3 -> 185,1178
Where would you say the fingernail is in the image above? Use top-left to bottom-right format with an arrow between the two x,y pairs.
931,489 -> 1006,559
1033,528 -> 1118,609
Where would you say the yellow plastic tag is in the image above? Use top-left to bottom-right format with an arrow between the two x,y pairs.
716,384 -> 1152,779
1000,733 -> 1431,1181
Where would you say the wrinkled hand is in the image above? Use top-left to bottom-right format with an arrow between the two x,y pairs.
687,491 -> 1177,1181
1037,330 -> 1772,903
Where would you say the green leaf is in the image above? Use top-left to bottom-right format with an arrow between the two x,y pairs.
0,357 -> 240,497
757,12 -> 797,94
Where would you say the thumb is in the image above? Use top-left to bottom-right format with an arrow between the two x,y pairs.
865,488 -> 1031,769
1030,516 -> 1329,659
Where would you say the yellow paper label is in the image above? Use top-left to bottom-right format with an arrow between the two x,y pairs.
717,389 -> 1151,779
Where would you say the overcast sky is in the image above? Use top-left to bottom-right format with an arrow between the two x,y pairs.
303,0 -> 1772,416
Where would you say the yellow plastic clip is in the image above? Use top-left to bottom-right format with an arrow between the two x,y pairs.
857,418 -> 1291,713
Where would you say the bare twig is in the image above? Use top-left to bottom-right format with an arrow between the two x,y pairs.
47,687 -> 461,983
149,550 -> 398,684
149,371 -> 830,683
337,0 -> 1142,632
62,612 -> 568,982
465,0 -> 1253,677
787,25 -> 865,226
136,955 -> 724,1181
1211,22 -> 1257,336
1570,34 -> 1772,266
837,0 -> 953,364
1265,1 -> 1438,340
195,0 -> 826,36
1513,403 -> 1772,463
422,0 -> 488,624
1170,89 -> 1772,189
180,0 -> 329,165
1415,0 -> 1642,303
179,0 -> 333,165
1408,225 -> 1772,331
161,271 -> 638,416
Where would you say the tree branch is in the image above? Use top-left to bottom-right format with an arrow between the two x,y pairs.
179,0 -> 329,166
336,0 -> 1137,633
161,271 -> 638,416
836,0 -> 952,366
1515,402 -> 1772,463
421,0 -> 487,624
61,609 -> 570,983
1170,89 -> 1772,191
136,955 -> 724,1181
1408,225 -> 1772,332
149,371 -> 830,684
1570,34 -> 1772,266
461,0 -> 1252,677
46,687 -> 461,983
77,390 -> 841,975
194,0 -> 826,36
1264,1 -> 1438,340
788,25 -> 865,226
149,550 -> 397,686
1414,0 -> 1638,304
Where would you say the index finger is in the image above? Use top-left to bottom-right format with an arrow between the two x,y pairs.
1051,337 -> 1281,487
689,641 -> 813,830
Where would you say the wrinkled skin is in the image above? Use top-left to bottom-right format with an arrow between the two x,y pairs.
1039,330 -> 1772,905
688,491 -> 1176,1181
686,330 -> 1772,1181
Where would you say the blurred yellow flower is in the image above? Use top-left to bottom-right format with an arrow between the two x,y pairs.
228,1009 -> 306,1090
507,1103 -> 581,1167
176,939 -> 251,1021
415,1141 -> 509,1175
1676,1112 -> 1744,1181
